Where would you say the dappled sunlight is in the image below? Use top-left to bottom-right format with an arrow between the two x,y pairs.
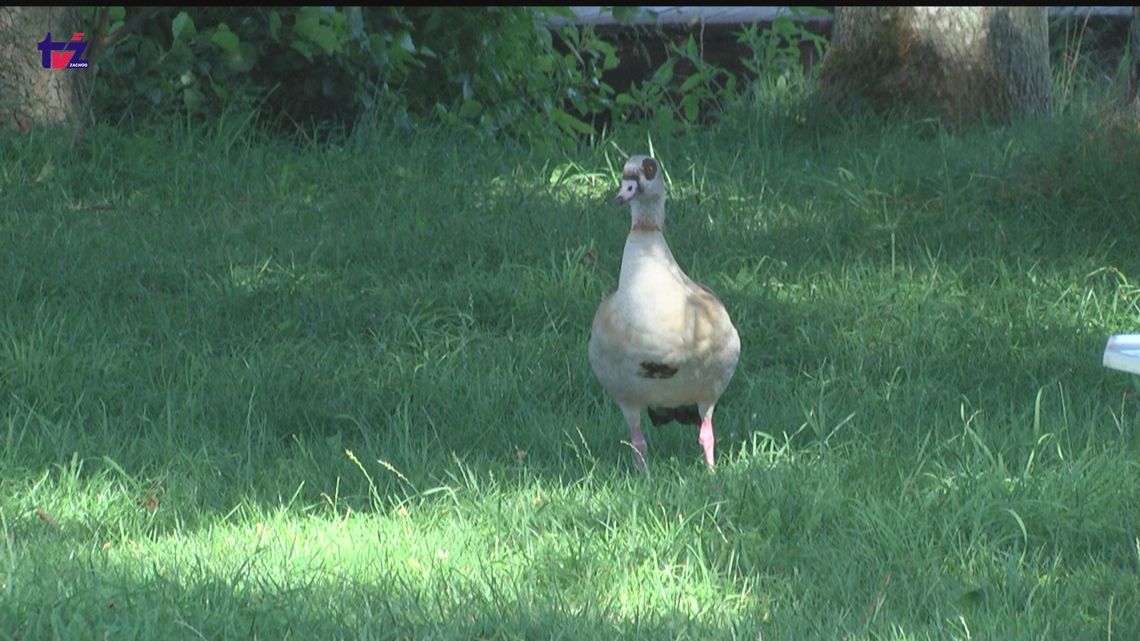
17,472 -> 789,636
222,257 -> 331,297
544,159 -> 614,203
5,431 -> 1133,637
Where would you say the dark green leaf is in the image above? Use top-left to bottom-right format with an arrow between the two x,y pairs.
292,40 -> 314,60
458,99 -> 482,120
182,86 -> 204,111
308,25 -> 342,56
394,30 -> 415,54
551,107 -> 594,135
269,11 -> 282,41
211,24 -> 239,54
225,41 -> 258,73
615,93 -> 638,107
679,73 -> 704,93
172,11 -> 195,42
681,94 -> 699,122
293,7 -> 321,39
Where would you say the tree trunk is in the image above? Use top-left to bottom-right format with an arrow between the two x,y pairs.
0,6 -> 87,132
1128,7 -> 1140,108
817,7 -> 1051,126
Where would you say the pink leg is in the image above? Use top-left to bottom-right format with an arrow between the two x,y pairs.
621,405 -> 647,471
698,404 -> 716,468
698,419 -> 715,468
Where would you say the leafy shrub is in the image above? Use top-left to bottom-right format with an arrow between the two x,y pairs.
739,8 -> 828,81
610,8 -> 829,136
83,7 -> 620,147
82,7 -> 828,147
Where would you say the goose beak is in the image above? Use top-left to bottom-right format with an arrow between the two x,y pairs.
614,178 -> 639,205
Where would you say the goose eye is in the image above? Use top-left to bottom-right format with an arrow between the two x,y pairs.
641,158 -> 657,180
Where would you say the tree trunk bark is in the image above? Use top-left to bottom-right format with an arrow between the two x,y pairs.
817,6 -> 1051,126
0,6 -> 87,132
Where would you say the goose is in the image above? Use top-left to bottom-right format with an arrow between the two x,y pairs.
588,155 -> 741,470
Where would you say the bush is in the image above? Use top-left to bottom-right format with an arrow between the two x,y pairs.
84,8 -> 618,145
83,7 -> 829,148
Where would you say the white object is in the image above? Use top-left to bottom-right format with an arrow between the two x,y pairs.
588,155 -> 741,470
1102,334 -> 1140,374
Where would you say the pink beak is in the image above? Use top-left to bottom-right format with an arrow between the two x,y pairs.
614,178 -> 639,205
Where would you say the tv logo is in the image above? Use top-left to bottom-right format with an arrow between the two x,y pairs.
37,32 -> 89,69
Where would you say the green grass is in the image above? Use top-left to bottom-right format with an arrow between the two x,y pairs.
3,87 -> 1140,640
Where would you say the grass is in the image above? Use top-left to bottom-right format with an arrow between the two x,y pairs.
2,78 -> 1140,640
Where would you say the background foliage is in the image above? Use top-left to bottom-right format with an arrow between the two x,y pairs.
82,7 -> 826,147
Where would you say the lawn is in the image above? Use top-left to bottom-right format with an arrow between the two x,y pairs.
2,88 -> 1139,639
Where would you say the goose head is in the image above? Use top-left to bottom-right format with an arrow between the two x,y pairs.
614,155 -> 666,230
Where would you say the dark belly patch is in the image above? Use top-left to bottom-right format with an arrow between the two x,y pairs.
639,361 -> 678,379
648,405 -> 701,426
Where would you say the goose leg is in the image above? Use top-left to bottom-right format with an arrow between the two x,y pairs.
698,404 -> 716,468
620,404 -> 648,471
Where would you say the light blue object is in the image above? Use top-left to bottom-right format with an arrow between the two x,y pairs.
1103,335 -> 1140,374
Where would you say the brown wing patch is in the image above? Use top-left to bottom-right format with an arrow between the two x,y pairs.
693,281 -> 725,306
639,361 -> 678,379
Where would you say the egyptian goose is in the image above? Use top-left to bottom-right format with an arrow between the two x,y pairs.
588,155 -> 741,470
